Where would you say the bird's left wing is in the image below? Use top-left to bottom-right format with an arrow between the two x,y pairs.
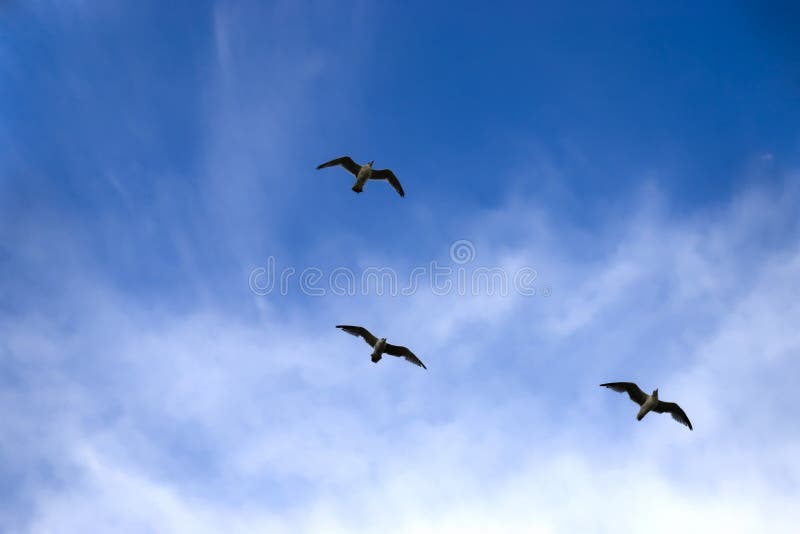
336,325 -> 378,347
600,382 -> 648,405
371,169 -> 405,197
653,401 -> 693,430
317,156 -> 361,176
384,344 -> 426,369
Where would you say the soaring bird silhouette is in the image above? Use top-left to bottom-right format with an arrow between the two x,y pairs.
317,156 -> 405,197
336,325 -> 426,368
600,382 -> 692,430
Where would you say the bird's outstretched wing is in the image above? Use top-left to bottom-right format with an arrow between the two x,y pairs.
384,343 -> 426,369
317,156 -> 361,176
653,401 -> 693,430
600,382 -> 648,406
371,169 -> 405,197
336,325 -> 378,347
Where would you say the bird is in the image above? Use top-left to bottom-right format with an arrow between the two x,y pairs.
316,156 -> 405,197
336,325 -> 426,369
600,382 -> 692,430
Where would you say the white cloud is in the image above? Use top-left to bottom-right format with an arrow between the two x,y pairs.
4,176 -> 800,532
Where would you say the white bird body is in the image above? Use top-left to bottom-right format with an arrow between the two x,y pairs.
637,389 -> 659,421
371,337 -> 387,362
355,162 -> 373,192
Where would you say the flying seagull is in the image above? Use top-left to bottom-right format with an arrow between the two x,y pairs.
600,382 -> 693,430
317,156 -> 405,197
336,325 -> 426,369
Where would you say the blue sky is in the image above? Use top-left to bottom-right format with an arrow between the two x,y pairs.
2,1 -> 800,532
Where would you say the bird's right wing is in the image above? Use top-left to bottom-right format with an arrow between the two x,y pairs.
384,344 -> 427,369
653,401 -> 693,430
336,325 -> 378,347
316,156 -> 361,176
600,382 -> 648,406
371,169 -> 405,197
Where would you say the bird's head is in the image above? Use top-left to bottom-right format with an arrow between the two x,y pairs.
652,388 -> 659,399
367,160 -> 374,167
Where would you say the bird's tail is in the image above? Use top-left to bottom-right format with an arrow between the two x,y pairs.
371,353 -> 382,363
352,185 -> 363,193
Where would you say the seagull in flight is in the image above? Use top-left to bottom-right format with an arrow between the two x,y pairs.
600,382 -> 693,430
336,325 -> 426,369
317,156 -> 405,197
